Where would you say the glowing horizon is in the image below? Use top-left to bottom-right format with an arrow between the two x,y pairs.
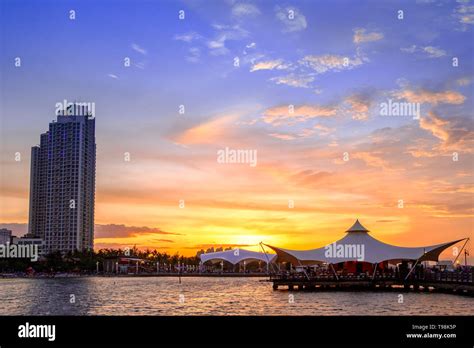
0,0 -> 473,262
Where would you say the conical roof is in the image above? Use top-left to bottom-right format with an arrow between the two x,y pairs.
264,220 -> 466,264
346,219 -> 369,233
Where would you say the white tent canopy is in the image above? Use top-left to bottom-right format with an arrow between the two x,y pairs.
200,248 -> 276,265
264,220 -> 465,265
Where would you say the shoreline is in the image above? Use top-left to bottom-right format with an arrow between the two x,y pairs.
1,273 -> 268,279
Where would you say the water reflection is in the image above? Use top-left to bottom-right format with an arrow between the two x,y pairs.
0,277 -> 472,315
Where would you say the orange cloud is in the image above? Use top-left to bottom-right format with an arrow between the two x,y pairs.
419,112 -> 474,153
344,94 -> 371,120
250,59 -> 285,72
394,89 -> 465,105
262,104 -> 337,125
268,132 -> 296,140
95,224 -> 182,238
175,115 -> 237,144
353,28 -> 384,44
419,112 -> 450,142
352,151 -> 390,170
313,124 -> 334,135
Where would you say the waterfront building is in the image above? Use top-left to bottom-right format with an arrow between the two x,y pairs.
28,108 -> 96,253
11,236 -> 45,256
200,248 -> 276,272
0,228 -> 12,245
103,256 -> 150,274
265,219 -> 467,275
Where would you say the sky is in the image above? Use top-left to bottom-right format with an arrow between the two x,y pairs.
0,0 -> 473,261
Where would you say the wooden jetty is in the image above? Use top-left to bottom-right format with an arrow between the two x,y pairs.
270,271 -> 474,296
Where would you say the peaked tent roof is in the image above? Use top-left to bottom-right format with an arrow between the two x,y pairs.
200,248 -> 276,265
264,220 -> 466,265
346,219 -> 369,233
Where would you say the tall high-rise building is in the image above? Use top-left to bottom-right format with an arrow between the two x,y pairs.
28,106 -> 96,253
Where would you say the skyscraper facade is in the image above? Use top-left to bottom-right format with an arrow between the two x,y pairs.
28,107 -> 96,253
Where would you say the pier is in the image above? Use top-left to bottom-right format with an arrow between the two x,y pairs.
270,271 -> 474,296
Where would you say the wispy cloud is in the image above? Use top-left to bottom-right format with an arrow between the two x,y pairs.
174,32 -> 202,43
353,28 -> 384,44
419,112 -> 474,153
352,151 -> 390,170
149,238 -> 175,243
314,124 -> 335,136
401,45 -> 447,58
133,62 -> 145,69
131,43 -> 147,55
186,244 -> 254,250
186,47 -> 201,63
300,54 -> 364,74
270,74 -> 314,88
232,3 -> 260,17
419,112 -> 450,143
207,35 -> 229,55
263,104 -> 337,125
95,224 -> 182,238
456,77 -> 472,86
453,1 -> 474,30
207,24 -> 249,55
250,59 -> 285,72
174,114 -> 238,145
393,89 -> 465,105
275,6 -> 307,32
344,94 -> 372,120
268,125 -> 332,140
268,132 -> 297,140
174,25 -> 248,57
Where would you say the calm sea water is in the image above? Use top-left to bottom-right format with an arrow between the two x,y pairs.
0,276 -> 472,316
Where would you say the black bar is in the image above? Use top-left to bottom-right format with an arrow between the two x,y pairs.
0,316 -> 472,347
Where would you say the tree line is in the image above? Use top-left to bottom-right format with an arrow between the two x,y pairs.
0,247 -> 203,273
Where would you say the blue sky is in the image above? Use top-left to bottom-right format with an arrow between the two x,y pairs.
1,1 -> 472,138
1,0 -> 473,257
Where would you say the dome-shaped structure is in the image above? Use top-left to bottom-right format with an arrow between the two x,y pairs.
200,248 -> 276,265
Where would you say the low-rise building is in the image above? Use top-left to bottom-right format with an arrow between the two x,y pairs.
11,237 -> 45,256
0,229 -> 12,245
103,256 -> 151,274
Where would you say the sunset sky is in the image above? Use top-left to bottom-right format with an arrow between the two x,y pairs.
0,0 -> 473,261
